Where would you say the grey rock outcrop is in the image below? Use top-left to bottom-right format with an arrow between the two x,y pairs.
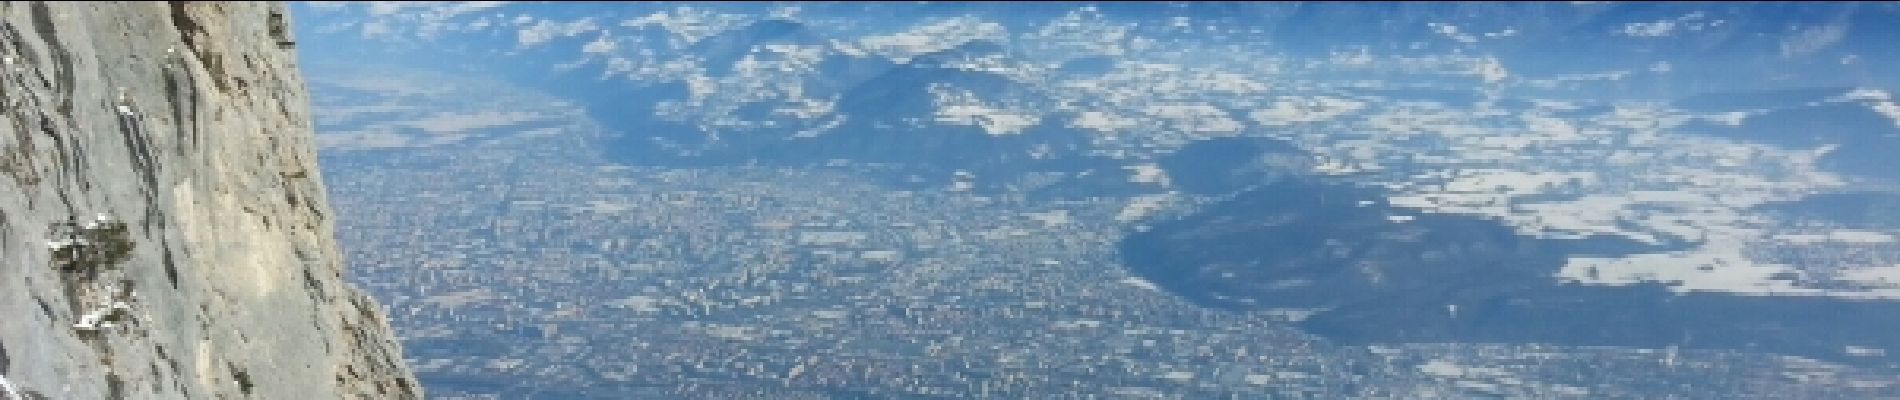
0,2 -> 418,399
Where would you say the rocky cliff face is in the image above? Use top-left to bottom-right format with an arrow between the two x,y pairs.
0,2 -> 418,399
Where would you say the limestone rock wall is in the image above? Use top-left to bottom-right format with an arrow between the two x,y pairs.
0,2 -> 418,398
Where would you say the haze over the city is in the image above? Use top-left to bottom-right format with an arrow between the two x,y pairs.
293,2 -> 1900,398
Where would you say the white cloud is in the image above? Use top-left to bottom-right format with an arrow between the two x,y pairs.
1620,20 -> 1677,37
928,83 -> 1040,135
437,1 -> 510,17
1026,7 -> 1132,59
1781,24 -> 1847,58
366,1 -> 411,16
1471,56 -> 1508,84
1838,88 -> 1900,128
1143,104 -> 1241,133
581,34 -> 618,54
1427,22 -> 1479,44
622,6 -> 755,47
1618,12 -> 1720,38
1249,97 -> 1366,126
360,21 -> 391,39
858,17 -> 1008,63
304,1 -> 350,12
518,18 -> 600,48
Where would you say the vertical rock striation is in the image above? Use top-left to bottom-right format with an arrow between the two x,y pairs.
0,2 -> 418,399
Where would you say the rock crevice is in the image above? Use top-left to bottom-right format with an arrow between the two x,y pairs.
0,2 -> 418,399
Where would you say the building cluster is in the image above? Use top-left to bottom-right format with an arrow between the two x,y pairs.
317,129 -> 1864,398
